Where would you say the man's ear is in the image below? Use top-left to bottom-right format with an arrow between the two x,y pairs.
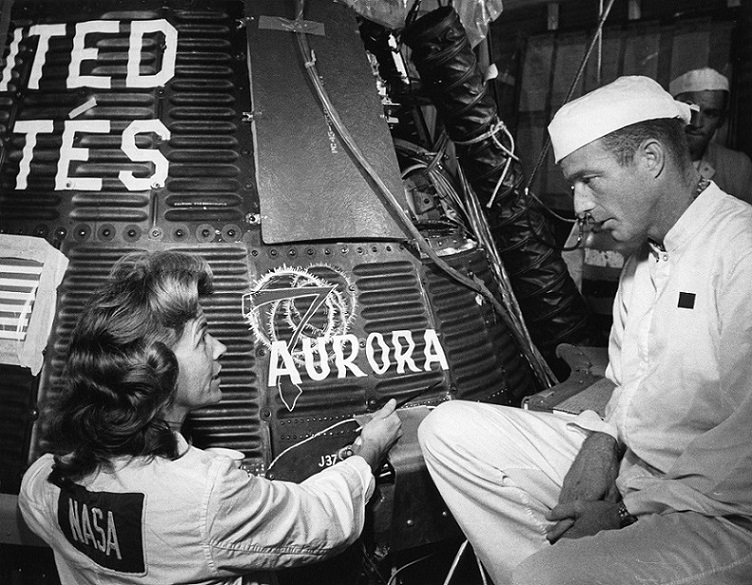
639,138 -> 665,179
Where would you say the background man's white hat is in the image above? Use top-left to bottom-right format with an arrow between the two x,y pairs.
669,67 -> 729,97
548,76 -> 693,164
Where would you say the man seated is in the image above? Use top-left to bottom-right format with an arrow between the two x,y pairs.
418,76 -> 752,585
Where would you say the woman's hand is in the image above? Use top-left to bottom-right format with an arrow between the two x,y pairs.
352,399 -> 403,473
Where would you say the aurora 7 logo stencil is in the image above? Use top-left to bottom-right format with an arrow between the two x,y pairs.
242,265 -> 356,410
242,265 -> 449,411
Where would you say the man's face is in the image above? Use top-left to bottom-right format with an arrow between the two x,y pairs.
674,89 -> 727,160
560,139 -> 658,244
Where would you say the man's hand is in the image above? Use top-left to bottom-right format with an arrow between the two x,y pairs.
559,431 -> 621,504
546,500 -> 621,543
352,399 -> 403,473
548,431 -> 621,541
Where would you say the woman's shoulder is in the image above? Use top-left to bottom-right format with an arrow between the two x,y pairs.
19,453 -> 57,511
21,453 -> 55,485
113,443 -> 231,489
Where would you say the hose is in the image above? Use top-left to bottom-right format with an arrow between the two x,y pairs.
401,6 -> 592,377
294,1 -> 556,388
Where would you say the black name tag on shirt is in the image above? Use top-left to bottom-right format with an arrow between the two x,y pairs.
678,291 -> 696,309
53,476 -> 146,573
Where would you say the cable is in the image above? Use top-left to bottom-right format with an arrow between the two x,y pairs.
405,0 -> 424,30
456,166 -> 556,385
267,383 -> 441,474
442,539 -> 469,585
453,117 -> 519,209
359,540 -> 389,585
400,7 -> 592,376
266,418 -> 360,472
476,552 -> 489,585
516,0 -> 619,255
394,138 -> 556,386
386,553 -> 435,585
440,538 -> 488,585
294,0 -> 556,389
523,0 -> 618,196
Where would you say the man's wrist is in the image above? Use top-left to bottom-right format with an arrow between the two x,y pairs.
617,501 -> 637,528
584,431 -> 621,457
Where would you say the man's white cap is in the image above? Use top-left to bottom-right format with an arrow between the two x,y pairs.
548,76 -> 693,164
669,67 -> 729,96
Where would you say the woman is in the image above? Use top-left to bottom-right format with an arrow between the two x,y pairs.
19,250 -> 402,585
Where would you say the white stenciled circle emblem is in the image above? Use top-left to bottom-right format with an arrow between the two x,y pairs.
244,265 -> 356,358
243,265 -> 450,412
243,265 -> 357,409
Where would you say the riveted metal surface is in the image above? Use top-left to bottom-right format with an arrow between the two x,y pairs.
36,243 -> 266,470
0,0 -> 542,563
247,237 -> 537,482
424,248 -> 536,405
0,0 -> 254,246
0,365 -> 39,494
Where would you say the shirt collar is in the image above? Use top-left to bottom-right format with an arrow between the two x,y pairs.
647,239 -> 665,259
174,431 -> 191,456
662,181 -> 721,254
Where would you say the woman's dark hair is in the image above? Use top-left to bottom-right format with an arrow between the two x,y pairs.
43,251 -> 214,480
599,117 -> 692,169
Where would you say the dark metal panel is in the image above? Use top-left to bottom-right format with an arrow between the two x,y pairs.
387,407 -> 460,552
35,243 -> 267,474
0,365 -> 38,494
245,236 -> 536,483
247,242 -> 443,482
247,0 -> 407,244
175,245 -> 265,465
0,0 -> 255,248
0,2 -> 541,564
423,247 -> 536,405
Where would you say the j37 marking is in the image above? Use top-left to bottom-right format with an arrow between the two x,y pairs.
318,452 -> 339,468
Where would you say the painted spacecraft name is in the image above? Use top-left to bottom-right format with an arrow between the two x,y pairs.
242,266 -> 450,390
0,19 -> 177,191
267,329 -> 449,386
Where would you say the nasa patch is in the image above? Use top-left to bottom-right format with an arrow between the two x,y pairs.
53,476 -> 146,573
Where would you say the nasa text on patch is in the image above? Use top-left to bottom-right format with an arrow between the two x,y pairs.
53,477 -> 145,573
